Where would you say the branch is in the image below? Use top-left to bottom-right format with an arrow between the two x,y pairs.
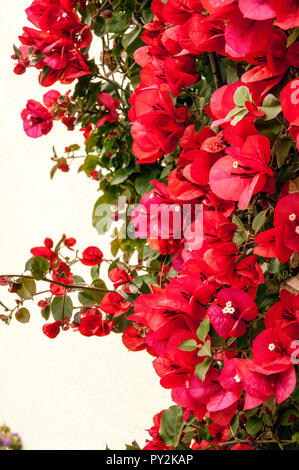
0,275 -> 114,293
208,52 -> 223,89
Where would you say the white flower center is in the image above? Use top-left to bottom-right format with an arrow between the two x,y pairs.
234,374 -> 241,383
174,206 -> 180,212
296,226 -> 299,235
268,343 -> 275,351
223,301 -> 235,315
289,213 -> 296,222
233,161 -> 239,169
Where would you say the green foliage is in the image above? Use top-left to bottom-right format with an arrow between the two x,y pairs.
159,406 -> 184,447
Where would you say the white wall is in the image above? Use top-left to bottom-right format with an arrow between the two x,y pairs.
0,1 -> 170,449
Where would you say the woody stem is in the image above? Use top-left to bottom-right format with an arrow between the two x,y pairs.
208,52 -> 223,89
0,275 -> 114,293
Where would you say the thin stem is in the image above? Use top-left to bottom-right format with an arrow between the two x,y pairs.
0,275 -> 114,293
208,52 -> 223,89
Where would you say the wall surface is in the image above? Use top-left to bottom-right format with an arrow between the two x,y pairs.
0,1 -> 171,450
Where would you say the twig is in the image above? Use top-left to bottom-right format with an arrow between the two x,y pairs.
208,52 -> 223,89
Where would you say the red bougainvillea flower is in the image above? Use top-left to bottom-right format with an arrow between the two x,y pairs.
209,134 -> 273,210
230,444 -> 253,450
42,320 -> 62,339
281,79 -> 299,127
80,246 -> 103,266
236,359 -> 274,409
238,0 -> 276,20
21,99 -> 54,138
108,268 -> 132,289
100,292 -> 131,317
186,367 -> 239,426
252,328 -> 294,374
178,14 -> 226,56
265,290 -> 299,340
122,325 -> 150,352
78,312 -> 113,337
206,359 -> 243,422
273,0 -> 299,29
199,423 -> 230,449
208,288 -> 258,339
31,240 -> 58,264
96,93 -> 120,127
224,10 -> 273,58
254,193 -> 299,263
129,85 -> 188,163
63,236 -> 76,249
51,261 -> 73,295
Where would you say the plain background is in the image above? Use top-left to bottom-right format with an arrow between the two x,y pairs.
0,0 -> 170,449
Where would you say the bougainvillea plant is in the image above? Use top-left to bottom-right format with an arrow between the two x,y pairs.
0,425 -> 22,450
2,0 -> 299,450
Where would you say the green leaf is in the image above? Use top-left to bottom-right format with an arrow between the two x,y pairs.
41,305 -> 50,321
78,291 -> 95,306
135,172 -> 158,196
233,86 -> 251,107
40,66 -> 51,85
262,414 -> 273,426
291,385 -> 299,402
15,307 -> 30,324
262,94 -> 281,121
196,319 -> 210,342
280,410 -> 299,426
245,416 -> 263,436
122,28 -> 143,56
110,167 -> 136,185
159,406 -> 184,447
230,415 -> 239,438
196,79 -> 211,101
226,64 -> 239,84
252,209 -> 268,233
83,155 -> 99,176
232,215 -> 247,246
125,441 -> 141,450
195,357 -> 212,381
51,295 -> 73,321
198,425 -> 212,443
25,256 -> 50,281
107,12 -> 127,34
197,340 -> 212,357
178,339 -> 198,351
91,279 -> 108,304
292,432 -> 299,443
92,193 -> 114,235
93,16 -> 106,37
287,27 -> 299,47
231,108 -> 249,126
16,278 -> 36,300
275,138 -> 293,168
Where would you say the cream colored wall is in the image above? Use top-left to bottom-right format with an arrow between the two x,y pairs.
0,1 -> 171,449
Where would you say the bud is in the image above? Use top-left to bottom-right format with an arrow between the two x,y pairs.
101,9 -> 112,19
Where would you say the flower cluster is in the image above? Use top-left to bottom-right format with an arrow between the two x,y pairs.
5,0 -> 299,451
123,0 -> 299,448
13,0 -> 90,86
0,425 -> 22,451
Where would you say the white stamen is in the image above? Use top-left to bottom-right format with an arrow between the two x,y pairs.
289,213 -> 296,222
268,343 -> 275,351
233,161 -> 239,169
234,374 -> 241,383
